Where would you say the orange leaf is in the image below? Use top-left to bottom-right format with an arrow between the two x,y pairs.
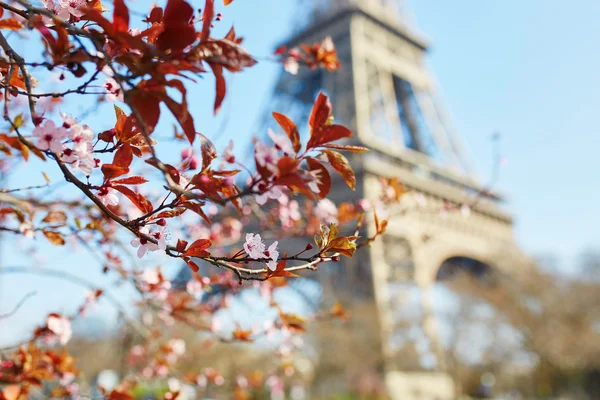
323,143 -> 369,153
113,185 -> 153,213
183,257 -> 200,272
232,325 -> 253,342
42,230 -> 65,246
101,164 -> 129,180
272,112 -> 301,153
113,143 -> 133,169
331,301 -> 349,320
322,150 -> 356,190
306,157 -> 331,199
266,259 -> 298,279
113,0 -> 129,32
183,239 -> 212,258
111,176 -> 148,185
307,124 -> 352,149
42,211 -> 67,224
129,89 -> 161,133
327,236 -> 357,257
156,0 -> 196,52
224,0 -> 234,4
0,18 -> 24,31
309,92 -> 332,132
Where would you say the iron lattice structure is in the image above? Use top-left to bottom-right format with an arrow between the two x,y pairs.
257,1 -> 530,398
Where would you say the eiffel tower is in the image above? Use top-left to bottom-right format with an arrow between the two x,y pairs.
259,0 -> 529,398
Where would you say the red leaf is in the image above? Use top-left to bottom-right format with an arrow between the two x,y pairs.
176,239 -> 188,252
272,112 -> 301,153
111,176 -> 148,185
42,211 -> 67,224
183,239 -> 212,257
0,18 -> 24,31
113,143 -> 133,169
113,185 -> 153,213
42,230 -> 65,246
183,257 -> 200,272
306,157 -> 331,199
322,150 -> 356,190
277,172 -> 317,201
266,259 -> 298,279
309,92 -> 332,132
156,0 -> 196,52
323,143 -> 369,153
201,0 -> 214,42
307,124 -> 352,150
113,0 -> 129,32
208,62 -> 226,115
101,164 -> 129,180
129,89 -> 161,133
199,133 -> 217,170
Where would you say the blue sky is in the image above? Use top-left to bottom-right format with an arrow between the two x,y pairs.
1,0 -> 599,345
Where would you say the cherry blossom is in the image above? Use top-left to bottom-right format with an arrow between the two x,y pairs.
222,140 -> 235,163
255,141 -> 280,173
68,124 -> 94,154
315,199 -> 338,224
266,241 -> 279,271
46,314 -> 72,345
131,226 -> 168,258
45,0 -> 85,20
103,78 -> 124,102
18,221 -> 35,238
255,185 -> 283,205
60,111 -> 77,128
278,195 -> 301,228
96,186 -> 119,207
268,128 -> 295,155
284,58 -> 299,75
33,120 -> 67,153
243,233 -> 266,259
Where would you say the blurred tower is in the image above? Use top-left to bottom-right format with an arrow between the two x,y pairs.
259,1 -> 527,398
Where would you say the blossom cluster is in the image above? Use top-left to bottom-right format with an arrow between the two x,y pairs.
243,233 -> 279,271
33,114 -> 98,176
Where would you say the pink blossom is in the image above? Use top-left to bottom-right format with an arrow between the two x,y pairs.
103,78 -> 124,102
181,147 -> 193,160
130,227 -> 168,258
279,196 -> 301,227
96,186 -> 119,207
60,111 -> 77,128
315,199 -> 338,224
284,58 -> 299,75
168,338 -> 186,356
255,141 -> 280,173
55,0 -> 85,19
243,233 -> 266,259
19,221 -> 35,238
68,124 -> 94,154
268,128 -> 294,155
266,241 -> 279,271
46,315 -> 72,345
186,280 -> 205,298
255,185 -> 283,205
33,120 -> 67,153
222,140 -> 235,163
